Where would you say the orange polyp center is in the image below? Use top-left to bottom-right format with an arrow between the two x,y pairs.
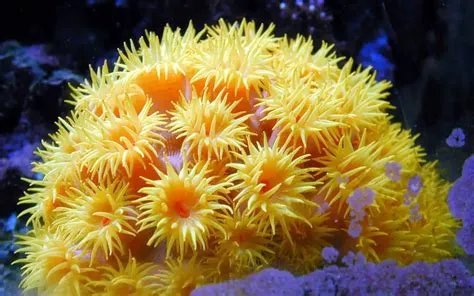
63,142 -> 76,154
174,200 -> 191,218
134,68 -> 186,114
44,197 -> 61,218
101,217 -> 111,226
94,104 -> 105,116
258,162 -> 285,194
114,88 -> 149,115
45,255 -> 75,285
203,114 -> 214,135
192,77 -> 254,114
260,179 -> 271,192
232,228 -> 253,244
108,120 -> 137,148
111,284 -> 137,295
168,186 -> 197,219
201,111 -> 228,139
89,195 -> 114,225
129,91 -> 148,113
293,223 -> 311,241
125,154 -> 164,194
237,232 -> 246,242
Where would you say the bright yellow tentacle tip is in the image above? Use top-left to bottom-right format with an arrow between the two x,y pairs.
137,160 -> 232,257
88,253 -> 162,296
168,88 -> 254,161
14,228 -> 97,296
227,135 -> 319,240
53,178 -> 138,265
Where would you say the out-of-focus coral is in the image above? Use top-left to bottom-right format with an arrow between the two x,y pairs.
0,214 -> 27,296
0,140 -> 38,180
357,30 -> 394,81
0,39 -> 82,133
14,19 -> 463,295
0,214 -> 27,264
0,40 -> 83,218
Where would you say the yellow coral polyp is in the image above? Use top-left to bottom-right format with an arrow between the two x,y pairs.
37,111 -> 86,158
214,211 -> 275,272
154,256 -> 206,296
258,74 -> 343,149
351,199 -> 417,263
69,62 -> 120,112
404,162 -> 459,262
116,23 -> 202,114
168,89 -> 253,161
344,162 -> 458,265
367,117 -> 426,171
53,178 -> 138,264
137,161 -> 231,256
18,168 -> 82,227
15,229 -> 97,296
15,18 -> 461,295
191,18 -> 277,111
82,99 -> 166,178
326,60 -> 392,133
315,130 -> 394,214
89,254 -> 161,296
273,36 -> 343,83
227,136 -> 318,239
277,207 -> 335,275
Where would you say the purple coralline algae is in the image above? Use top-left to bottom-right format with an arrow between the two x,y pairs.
192,257 -> 474,295
448,154 -> 474,255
